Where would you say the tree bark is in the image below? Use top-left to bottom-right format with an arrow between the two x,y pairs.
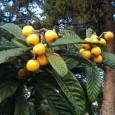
102,0 -> 115,115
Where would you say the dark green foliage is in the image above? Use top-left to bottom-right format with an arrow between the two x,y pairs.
0,23 -> 114,115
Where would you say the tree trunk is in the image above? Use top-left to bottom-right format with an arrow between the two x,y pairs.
102,0 -> 115,115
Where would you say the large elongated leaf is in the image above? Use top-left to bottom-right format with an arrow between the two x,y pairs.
29,103 -> 36,115
0,48 -> 29,64
33,80 -> 75,115
53,30 -> 107,51
0,23 -> 25,39
14,95 -> 29,115
0,80 -> 18,102
85,64 -> 102,103
52,30 -> 82,48
0,38 -> 18,50
52,71 -> 86,115
12,38 -> 29,48
102,52 -> 115,69
46,51 -> 68,77
43,88 -> 75,115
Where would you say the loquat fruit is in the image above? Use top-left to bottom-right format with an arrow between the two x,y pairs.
26,34 -> 39,46
104,31 -> 114,40
94,55 -> 103,63
33,43 -> 46,55
26,60 -> 40,72
82,50 -> 92,59
91,46 -> 101,56
37,55 -> 49,66
22,25 -> 34,37
45,30 -> 58,43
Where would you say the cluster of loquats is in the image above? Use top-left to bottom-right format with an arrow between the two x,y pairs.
18,25 -> 58,78
79,31 -> 114,63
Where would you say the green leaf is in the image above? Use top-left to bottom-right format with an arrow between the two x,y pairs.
57,50 -> 96,69
0,23 -> 25,39
86,28 -> 95,38
0,38 -> 18,50
0,48 -> 28,64
85,64 -> 102,103
0,80 -> 18,102
102,52 -> 115,69
12,38 -> 29,48
52,30 -> 82,49
65,58 -> 79,70
52,30 -> 107,51
43,89 -> 75,115
14,95 -> 29,115
29,103 -> 36,115
46,51 -> 68,77
53,71 -> 86,115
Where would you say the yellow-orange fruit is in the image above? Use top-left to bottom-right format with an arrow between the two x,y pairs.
99,38 -> 106,45
94,55 -> 103,63
37,55 -> 49,66
33,43 -> 46,55
18,69 -> 26,78
91,47 -> 101,56
26,60 -> 40,72
82,44 -> 91,50
90,35 -> 98,41
82,50 -> 92,59
79,48 -> 85,54
45,30 -> 58,43
22,25 -> 34,37
104,31 -> 114,40
26,34 -> 39,46
85,38 -> 90,41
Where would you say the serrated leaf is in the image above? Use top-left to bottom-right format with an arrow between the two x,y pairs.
0,80 -> 18,102
52,30 -> 107,51
14,95 -> 29,115
86,28 -> 95,38
53,71 -> 86,115
102,52 -> 115,69
29,103 -> 36,115
0,48 -> 28,64
65,58 -> 79,70
0,23 -> 25,39
33,80 -> 75,115
46,51 -> 68,77
43,89 -> 75,115
85,64 -> 102,102
52,30 -> 82,49
12,38 -> 29,48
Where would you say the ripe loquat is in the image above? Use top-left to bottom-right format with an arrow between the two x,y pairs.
82,50 -> 92,59
45,30 -> 58,43
79,48 -> 85,54
104,31 -> 114,40
94,55 -> 103,63
91,46 -> 101,56
26,34 -> 39,46
82,44 -> 91,50
99,38 -> 106,45
26,60 -> 40,72
37,55 -> 49,66
33,43 -> 46,55
22,25 -> 34,37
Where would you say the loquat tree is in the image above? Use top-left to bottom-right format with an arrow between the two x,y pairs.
0,23 -> 115,115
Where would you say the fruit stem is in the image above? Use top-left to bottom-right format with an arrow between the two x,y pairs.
34,28 -> 48,33
99,32 -> 106,39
